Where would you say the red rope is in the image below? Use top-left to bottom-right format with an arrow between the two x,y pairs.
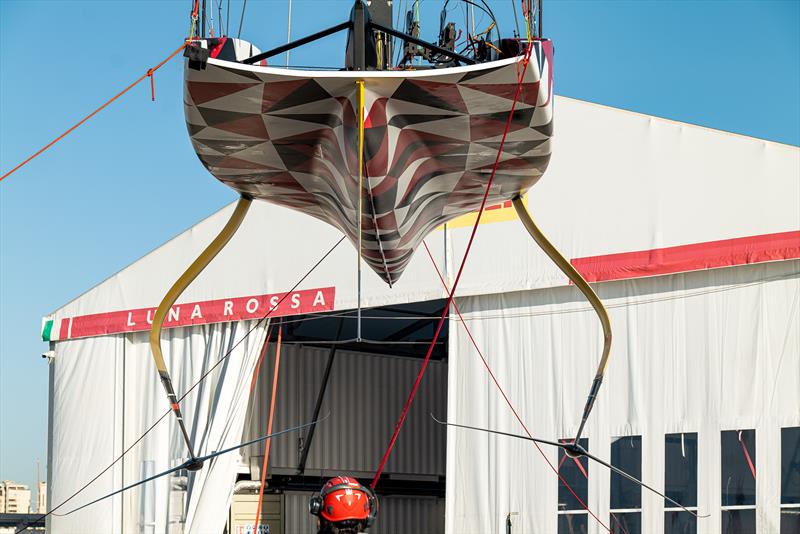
254,326 -> 282,534
371,48 -> 535,489
422,242 -> 612,533
147,69 -> 156,102
0,43 -> 186,183
739,431 -> 757,480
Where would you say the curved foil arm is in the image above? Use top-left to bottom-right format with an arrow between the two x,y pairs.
512,197 -> 612,443
149,196 -> 252,456
184,41 -> 554,284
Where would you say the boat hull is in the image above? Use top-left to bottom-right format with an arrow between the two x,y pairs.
184,42 -> 553,284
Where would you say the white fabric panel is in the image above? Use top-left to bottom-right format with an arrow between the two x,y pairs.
49,320 -> 267,534
446,261 -> 800,534
45,98 -> 799,325
48,335 -> 124,534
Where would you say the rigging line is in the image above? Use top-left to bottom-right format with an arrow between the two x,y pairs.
254,325 -> 283,534
357,80 -> 366,339
44,417 -> 328,522
370,47 -> 534,490
421,241 -> 611,533
512,197 -> 612,446
23,235 -> 345,530
237,0 -> 247,38
150,196 -> 252,459
0,43 -> 186,183
285,0 -> 293,66
189,0 -> 200,39
511,0 -> 520,37
226,0 -> 230,35
217,0 -> 223,36
208,0 -> 214,36
363,160 -> 392,286
432,417 -> 710,519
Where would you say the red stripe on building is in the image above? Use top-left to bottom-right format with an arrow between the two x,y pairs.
59,318 -> 70,340
64,286 -> 335,340
571,230 -> 800,282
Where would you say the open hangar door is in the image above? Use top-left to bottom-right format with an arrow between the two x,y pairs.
232,299 -> 449,533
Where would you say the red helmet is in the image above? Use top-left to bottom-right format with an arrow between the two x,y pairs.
309,476 -> 378,528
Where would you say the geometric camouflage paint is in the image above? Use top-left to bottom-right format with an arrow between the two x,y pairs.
184,40 -> 554,284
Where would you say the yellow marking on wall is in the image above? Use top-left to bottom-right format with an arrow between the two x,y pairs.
440,194 -> 529,229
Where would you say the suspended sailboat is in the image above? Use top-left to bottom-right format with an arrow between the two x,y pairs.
166,0 -> 606,507
182,0 -> 554,284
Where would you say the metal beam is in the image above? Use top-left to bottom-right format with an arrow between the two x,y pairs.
352,0 -> 366,70
385,317 -> 437,342
297,318 -> 345,474
369,21 -> 476,65
243,21 -> 352,64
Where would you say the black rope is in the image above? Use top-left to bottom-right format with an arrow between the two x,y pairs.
226,0 -> 230,36
237,0 -> 247,38
18,235 -> 345,532
431,415 -> 710,519
51,416 -> 329,518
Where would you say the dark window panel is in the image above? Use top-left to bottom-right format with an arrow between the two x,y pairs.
781,509 -> 800,534
721,509 -> 756,534
558,513 -> 588,534
610,512 -> 640,534
721,430 -> 756,507
665,511 -> 697,534
558,438 -> 589,512
782,427 -> 800,505
665,433 -> 698,508
611,436 -> 642,510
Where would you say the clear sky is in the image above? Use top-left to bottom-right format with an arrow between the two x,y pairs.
1,0 -> 798,493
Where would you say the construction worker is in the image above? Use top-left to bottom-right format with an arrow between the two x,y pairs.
309,476 -> 378,533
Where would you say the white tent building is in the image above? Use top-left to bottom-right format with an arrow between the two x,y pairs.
43,97 -> 800,534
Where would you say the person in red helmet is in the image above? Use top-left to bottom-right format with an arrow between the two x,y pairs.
309,476 -> 378,533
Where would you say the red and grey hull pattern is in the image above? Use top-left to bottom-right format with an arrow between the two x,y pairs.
184,40 -> 553,284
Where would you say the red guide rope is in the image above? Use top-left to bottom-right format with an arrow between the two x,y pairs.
0,43 -> 186,183
370,46 -> 538,490
739,431 -> 757,480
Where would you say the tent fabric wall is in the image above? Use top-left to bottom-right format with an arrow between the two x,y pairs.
445,260 -> 800,534
48,319 -> 268,534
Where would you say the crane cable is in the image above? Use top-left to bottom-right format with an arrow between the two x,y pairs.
512,197 -> 612,445
149,196 -> 252,461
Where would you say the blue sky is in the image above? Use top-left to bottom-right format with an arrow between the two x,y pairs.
1,0 -> 798,493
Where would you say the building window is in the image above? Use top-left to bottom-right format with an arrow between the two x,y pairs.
664,432 -> 698,534
558,438 -> 588,534
609,436 -> 641,534
782,427 -> 800,533
721,429 -> 756,534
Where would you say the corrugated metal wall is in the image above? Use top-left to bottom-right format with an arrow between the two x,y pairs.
244,344 -> 447,477
284,492 -> 445,534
